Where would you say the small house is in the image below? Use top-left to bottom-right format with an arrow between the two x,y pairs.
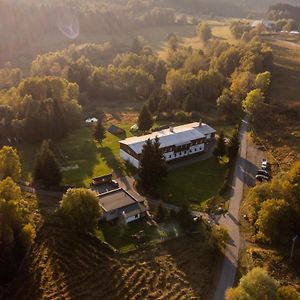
98,188 -> 148,224
108,125 -> 125,135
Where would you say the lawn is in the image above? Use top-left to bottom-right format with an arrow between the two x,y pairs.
18,111 -> 137,187
159,157 -> 227,210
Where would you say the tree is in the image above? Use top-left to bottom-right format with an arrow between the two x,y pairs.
197,22 -> 212,43
217,89 -> 241,122
288,161 -> 300,202
227,129 -> 240,161
177,203 -> 195,232
59,188 -> 101,233
138,137 -> 167,194
0,146 -> 21,181
255,199 -> 296,244
278,285 -> 300,300
166,32 -> 179,51
154,202 -> 166,223
242,89 -> 265,115
33,140 -> 62,187
0,177 -> 22,202
225,267 -> 279,300
214,132 -> 226,157
94,120 -> 106,143
138,105 -> 153,131
131,36 -> 144,55
255,71 -> 271,94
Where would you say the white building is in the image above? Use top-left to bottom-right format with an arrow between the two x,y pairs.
119,121 -> 216,168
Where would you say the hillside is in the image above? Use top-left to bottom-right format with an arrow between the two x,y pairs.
8,226 -> 220,300
255,38 -> 300,167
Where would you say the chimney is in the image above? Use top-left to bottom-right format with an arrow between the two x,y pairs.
199,119 -> 203,127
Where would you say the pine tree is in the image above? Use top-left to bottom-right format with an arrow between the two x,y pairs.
138,137 -> 167,195
213,131 -> 226,157
33,140 -> 62,187
94,120 -> 106,143
227,129 -> 240,161
138,105 -> 153,131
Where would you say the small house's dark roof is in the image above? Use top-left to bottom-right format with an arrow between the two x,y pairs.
98,188 -> 145,212
108,125 -> 125,135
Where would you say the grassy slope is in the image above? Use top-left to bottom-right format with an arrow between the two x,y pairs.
159,157 -> 226,210
9,225 -> 220,300
258,38 -> 300,167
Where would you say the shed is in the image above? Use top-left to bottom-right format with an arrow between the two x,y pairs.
108,125 -> 125,135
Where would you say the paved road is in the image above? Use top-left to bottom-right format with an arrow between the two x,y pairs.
213,118 -> 249,300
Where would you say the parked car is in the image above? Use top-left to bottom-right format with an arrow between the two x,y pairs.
256,169 -> 271,178
256,174 -> 271,182
261,159 -> 268,170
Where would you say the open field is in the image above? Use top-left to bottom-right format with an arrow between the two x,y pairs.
159,157 -> 227,210
7,18 -> 236,72
9,225 -> 220,300
157,19 -> 235,59
255,38 -> 300,168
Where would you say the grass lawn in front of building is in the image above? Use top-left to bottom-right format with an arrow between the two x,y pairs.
159,157 -> 227,211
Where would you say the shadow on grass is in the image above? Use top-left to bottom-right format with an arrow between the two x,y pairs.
98,146 -> 124,177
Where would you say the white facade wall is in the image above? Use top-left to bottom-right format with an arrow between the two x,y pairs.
125,214 -> 140,224
120,149 -> 140,168
163,143 -> 205,162
121,144 -> 205,167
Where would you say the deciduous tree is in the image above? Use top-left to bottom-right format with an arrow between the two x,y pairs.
59,188 -> 101,233
0,146 -> 21,181
225,267 -> 279,300
197,22 -> 212,43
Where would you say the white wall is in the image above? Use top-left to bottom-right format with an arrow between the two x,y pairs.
121,143 -> 205,167
120,149 -> 140,168
163,143 -> 205,162
125,214 -> 140,224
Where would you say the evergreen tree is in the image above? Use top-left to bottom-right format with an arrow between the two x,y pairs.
94,120 -> 106,143
154,201 -> 166,223
138,105 -> 154,131
138,137 -> 167,195
147,93 -> 159,114
227,129 -> 240,161
213,131 -> 226,157
33,140 -> 62,187
177,203 -> 195,232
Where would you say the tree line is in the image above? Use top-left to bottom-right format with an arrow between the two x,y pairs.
0,76 -> 82,142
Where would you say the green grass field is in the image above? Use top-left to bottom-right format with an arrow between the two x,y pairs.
159,157 -> 227,210
18,114 -> 137,187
